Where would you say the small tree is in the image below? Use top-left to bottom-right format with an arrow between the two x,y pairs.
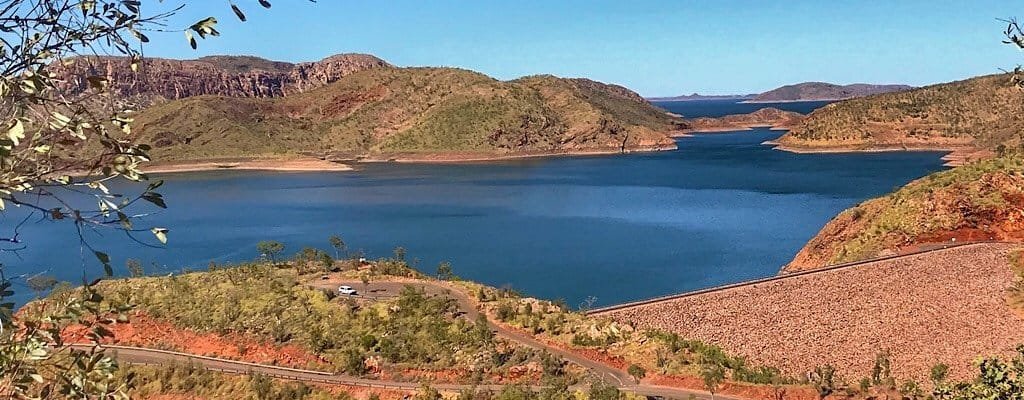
328,234 -> 346,259
587,380 -> 622,400
126,258 -> 145,277
436,261 -> 454,280
257,240 -> 285,264
871,351 -> 894,388
808,364 -> 837,400
627,363 -> 647,384
25,275 -> 58,298
701,361 -> 726,399
930,363 -> 949,386
393,246 -> 406,261
360,272 -> 371,291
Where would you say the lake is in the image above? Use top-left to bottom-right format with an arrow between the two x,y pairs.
652,99 -> 832,117
5,128 -> 947,308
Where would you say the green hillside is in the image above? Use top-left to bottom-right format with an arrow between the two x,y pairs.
777,74 -> 1024,152
135,67 -> 682,161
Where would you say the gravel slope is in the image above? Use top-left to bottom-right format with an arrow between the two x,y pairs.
599,243 -> 1024,383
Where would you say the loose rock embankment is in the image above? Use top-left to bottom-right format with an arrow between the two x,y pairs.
597,243 -> 1024,383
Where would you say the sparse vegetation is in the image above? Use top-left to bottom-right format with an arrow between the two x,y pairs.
1009,249 -> 1024,310
88,255 -> 554,380
132,68 -> 680,161
780,74 -> 1024,152
787,156 -> 1024,270
122,364 -> 343,400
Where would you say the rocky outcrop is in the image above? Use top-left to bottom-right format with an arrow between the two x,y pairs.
53,54 -> 391,103
683,107 -> 804,133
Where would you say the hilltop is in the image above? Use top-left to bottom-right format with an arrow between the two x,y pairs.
749,82 -> 913,102
783,157 -> 1024,272
774,74 -> 1023,156
133,67 -> 684,162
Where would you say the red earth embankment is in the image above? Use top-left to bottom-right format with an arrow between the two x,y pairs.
597,243 -> 1024,383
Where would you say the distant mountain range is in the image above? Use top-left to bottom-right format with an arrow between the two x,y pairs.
648,82 -> 913,103
646,93 -> 756,102
750,82 -> 914,102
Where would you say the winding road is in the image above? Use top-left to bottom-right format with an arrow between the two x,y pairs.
83,277 -> 743,399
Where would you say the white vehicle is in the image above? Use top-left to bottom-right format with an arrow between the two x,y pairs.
338,285 -> 358,296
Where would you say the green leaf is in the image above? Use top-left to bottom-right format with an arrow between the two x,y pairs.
151,228 -> 168,244
6,119 -> 23,146
185,31 -> 197,49
94,251 -> 112,275
230,3 -> 247,21
86,75 -> 109,91
141,192 -> 166,208
129,28 -> 149,43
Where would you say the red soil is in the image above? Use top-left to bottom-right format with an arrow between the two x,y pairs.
62,312 -> 327,370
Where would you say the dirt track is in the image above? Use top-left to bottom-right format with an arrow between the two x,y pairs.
596,243 -> 1024,383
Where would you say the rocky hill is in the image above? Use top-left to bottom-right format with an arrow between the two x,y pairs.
751,82 -> 912,102
774,74 -> 1023,154
645,93 -> 755,102
683,107 -> 804,133
783,157 -> 1024,273
133,67 -> 684,161
53,53 -> 391,104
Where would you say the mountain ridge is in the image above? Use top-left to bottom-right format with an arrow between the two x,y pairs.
749,82 -> 913,102
129,64 -> 685,162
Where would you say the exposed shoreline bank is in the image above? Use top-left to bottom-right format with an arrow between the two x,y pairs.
145,158 -> 355,174
763,141 -> 987,166
678,125 -> 789,135
357,144 -> 679,164
143,144 -> 681,174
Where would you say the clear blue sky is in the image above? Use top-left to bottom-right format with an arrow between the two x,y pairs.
141,0 -> 1024,96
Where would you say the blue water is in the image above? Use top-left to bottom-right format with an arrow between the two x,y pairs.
4,128 -> 946,308
653,99 -> 832,118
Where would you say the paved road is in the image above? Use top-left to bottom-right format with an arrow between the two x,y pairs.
310,279 -> 741,399
82,278 -> 741,399
75,343 -> 739,399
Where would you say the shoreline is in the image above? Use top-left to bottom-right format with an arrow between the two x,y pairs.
145,158 -> 355,174
763,141 -> 987,166
357,144 -> 679,164
142,144 -> 681,174
739,99 -> 842,104
678,124 -> 790,135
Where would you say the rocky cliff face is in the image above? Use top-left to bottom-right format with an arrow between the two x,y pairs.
53,54 -> 391,103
